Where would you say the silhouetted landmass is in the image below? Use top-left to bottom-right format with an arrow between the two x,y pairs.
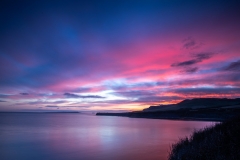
0,111 -> 80,113
168,116 -> 240,160
143,98 -> 240,111
96,98 -> 240,121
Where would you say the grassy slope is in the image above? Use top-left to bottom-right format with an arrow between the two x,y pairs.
168,117 -> 240,160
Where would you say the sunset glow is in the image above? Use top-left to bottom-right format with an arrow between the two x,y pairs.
0,0 -> 240,112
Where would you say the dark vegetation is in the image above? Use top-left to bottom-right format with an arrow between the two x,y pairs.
168,116 -> 240,160
96,98 -> 240,121
0,111 -> 80,113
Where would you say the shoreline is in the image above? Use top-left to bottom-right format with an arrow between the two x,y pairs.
96,108 -> 240,122
96,98 -> 240,122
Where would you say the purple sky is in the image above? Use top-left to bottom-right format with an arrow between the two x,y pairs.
0,0 -> 240,112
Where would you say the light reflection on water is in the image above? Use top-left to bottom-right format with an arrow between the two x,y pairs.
0,113 -> 215,160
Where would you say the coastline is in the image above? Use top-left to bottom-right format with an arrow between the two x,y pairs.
96,98 -> 240,122
96,112 -> 225,122
96,109 -> 240,122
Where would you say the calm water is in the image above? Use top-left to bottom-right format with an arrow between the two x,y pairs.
0,113 -> 215,160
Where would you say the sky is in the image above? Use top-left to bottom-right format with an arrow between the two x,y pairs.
0,0 -> 240,112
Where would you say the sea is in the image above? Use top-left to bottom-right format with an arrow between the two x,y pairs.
0,113 -> 215,160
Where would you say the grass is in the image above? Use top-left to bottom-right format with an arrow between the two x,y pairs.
168,116 -> 240,160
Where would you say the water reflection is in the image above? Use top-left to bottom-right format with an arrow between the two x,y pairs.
0,113 -> 215,160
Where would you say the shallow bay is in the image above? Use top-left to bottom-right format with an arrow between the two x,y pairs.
0,113 -> 215,160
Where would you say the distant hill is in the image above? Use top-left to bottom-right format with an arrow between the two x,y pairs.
96,98 -> 240,121
143,98 -> 240,112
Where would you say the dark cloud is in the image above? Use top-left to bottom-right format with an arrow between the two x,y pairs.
92,99 -> 131,105
184,67 -> 198,73
171,59 -> 200,67
0,94 -> 10,98
112,90 -> 158,98
183,37 -> 196,49
228,73 -> 240,82
222,60 -> 240,71
173,87 -> 240,95
108,81 -> 162,91
27,100 -> 68,105
64,93 -> 85,98
63,105 -> 91,108
182,37 -> 204,50
168,71 -> 240,87
0,100 -> 6,102
64,93 -> 105,99
194,52 -> 213,60
45,105 -> 59,108
134,95 -> 182,103
70,87 -> 93,93
45,105 -> 91,109
20,93 -> 29,95
171,52 -> 214,67
51,100 -> 68,104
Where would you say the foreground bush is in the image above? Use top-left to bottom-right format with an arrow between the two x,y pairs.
168,117 -> 240,160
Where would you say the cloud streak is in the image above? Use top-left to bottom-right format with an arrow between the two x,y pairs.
183,37 -> 197,49
20,93 -> 29,95
171,53 -> 214,67
45,105 -> 59,108
222,60 -> 240,71
64,93 -> 105,99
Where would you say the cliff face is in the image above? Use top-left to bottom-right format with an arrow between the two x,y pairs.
143,98 -> 240,112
